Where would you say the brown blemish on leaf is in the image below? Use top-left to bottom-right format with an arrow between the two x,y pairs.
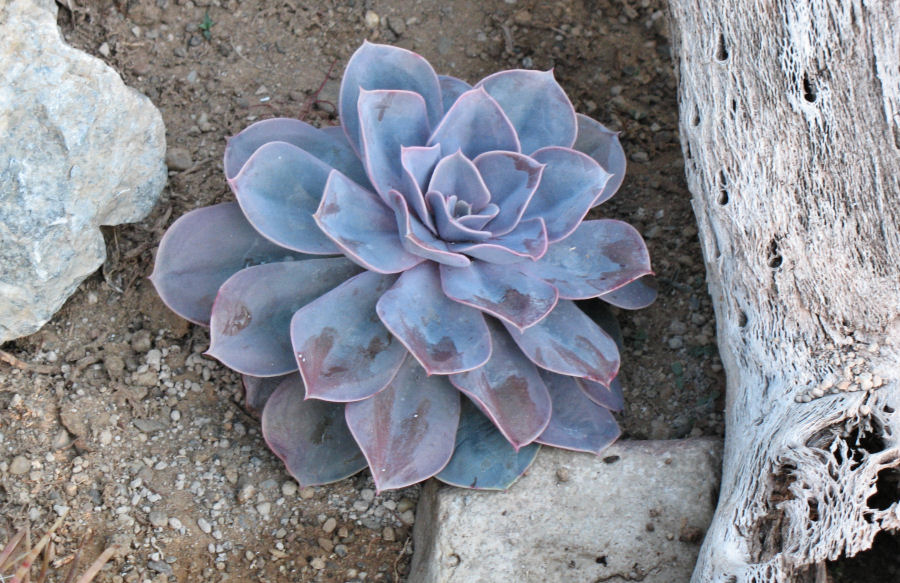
428,336 -> 458,363
221,302 -> 252,335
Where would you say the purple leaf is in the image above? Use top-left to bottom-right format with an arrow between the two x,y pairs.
339,42 -> 443,156
376,262 -> 491,375
207,258 -> 361,376
456,203 -> 499,231
600,275 -> 658,310
427,150 -> 492,210
290,271 -> 407,402
574,298 -> 627,409
536,370 -> 620,455
399,145 -> 442,231
440,262 -> 558,331
242,373 -> 291,413
436,396 -> 540,490
428,88 -> 520,158
450,217 -> 548,264
522,219 -> 652,299
476,69 -> 577,154
438,75 -> 472,112
577,377 -> 625,412
150,203 -> 309,326
262,375 -> 367,487
314,171 -> 425,273
426,192 -> 493,243
449,320 -> 552,448
358,89 -> 431,199
474,151 -> 544,236
345,358 -> 460,492
387,190 -> 471,267
229,141 -> 341,255
224,117 -> 370,187
522,147 -> 612,242
573,114 -> 626,206
503,299 -> 620,385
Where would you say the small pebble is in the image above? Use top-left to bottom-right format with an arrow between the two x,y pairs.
131,330 -> 153,353
165,148 -> 193,172
386,15 -> 406,35
364,10 -> 380,29
322,517 -> 337,534
52,429 -> 70,450
237,482 -> 256,504
168,517 -> 183,530
197,517 -> 212,534
556,467 -> 570,482
147,561 -> 174,577
382,526 -> 396,542
149,510 -> 168,528
360,488 -> 375,502
9,455 -> 30,475
256,502 -> 271,517
310,557 -> 327,570
631,151 -> 649,163
318,537 -> 334,552
98,42 -> 110,57
300,487 -> 315,499
281,481 -> 298,497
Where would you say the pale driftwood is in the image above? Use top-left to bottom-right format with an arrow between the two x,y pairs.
665,1 -> 900,581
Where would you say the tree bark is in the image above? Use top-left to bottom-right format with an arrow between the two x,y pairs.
665,1 -> 900,581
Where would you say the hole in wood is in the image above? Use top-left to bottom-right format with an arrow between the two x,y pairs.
826,531 -> 900,581
738,310 -> 748,327
802,73 -> 817,103
767,240 -> 783,268
834,419 -> 887,471
692,105 -> 701,126
807,498 -> 819,521
868,465 -> 900,511
715,33 -> 729,61
751,464 -> 796,562
717,170 -> 729,205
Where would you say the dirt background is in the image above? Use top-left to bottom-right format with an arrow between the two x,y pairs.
1,0 -> 890,581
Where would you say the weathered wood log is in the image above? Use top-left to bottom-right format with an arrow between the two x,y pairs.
665,1 -> 900,581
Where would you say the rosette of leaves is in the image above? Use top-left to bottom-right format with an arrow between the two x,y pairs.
152,42 -> 655,492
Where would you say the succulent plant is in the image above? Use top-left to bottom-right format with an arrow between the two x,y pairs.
152,42 -> 654,492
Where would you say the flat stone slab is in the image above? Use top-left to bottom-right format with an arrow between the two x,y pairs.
410,438 -> 722,583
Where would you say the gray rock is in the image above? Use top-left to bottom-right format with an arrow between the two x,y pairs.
133,418 -> 166,434
9,455 -> 30,475
410,439 -> 722,583
148,510 -> 168,528
0,0 -> 165,343
165,147 -> 193,171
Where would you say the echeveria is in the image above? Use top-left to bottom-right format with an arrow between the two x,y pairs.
151,42 -> 654,492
